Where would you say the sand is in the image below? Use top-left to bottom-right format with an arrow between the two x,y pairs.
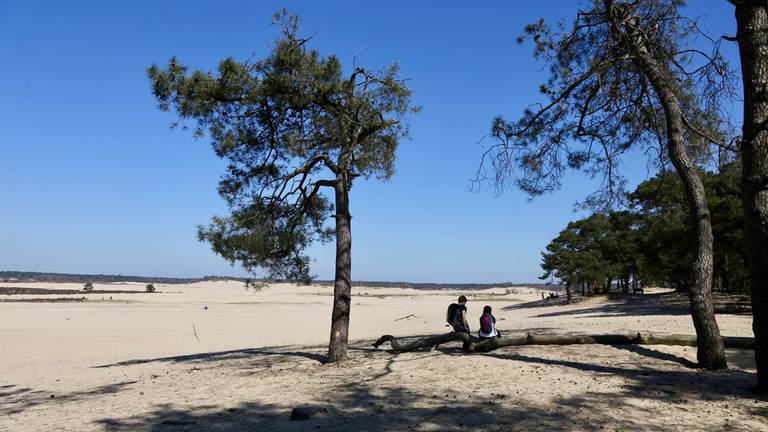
0,281 -> 765,431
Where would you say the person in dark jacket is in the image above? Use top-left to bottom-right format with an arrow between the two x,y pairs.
446,295 -> 470,333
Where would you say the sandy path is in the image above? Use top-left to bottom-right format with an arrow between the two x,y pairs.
0,281 -> 764,431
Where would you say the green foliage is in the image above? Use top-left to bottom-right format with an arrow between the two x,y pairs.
83,281 -> 93,292
477,0 -> 734,208
542,161 -> 748,293
630,162 -> 747,292
541,212 -> 639,294
147,11 -> 417,281
707,162 -> 748,293
628,171 -> 692,290
145,283 -> 156,293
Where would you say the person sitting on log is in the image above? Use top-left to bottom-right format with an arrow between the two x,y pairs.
478,305 -> 501,339
446,295 -> 470,334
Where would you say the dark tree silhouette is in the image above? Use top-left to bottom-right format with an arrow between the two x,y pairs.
729,0 -> 768,391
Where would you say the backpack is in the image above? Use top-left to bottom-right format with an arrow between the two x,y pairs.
446,303 -> 460,325
480,313 -> 493,334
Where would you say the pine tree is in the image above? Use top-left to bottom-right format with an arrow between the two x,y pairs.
147,11 -> 417,362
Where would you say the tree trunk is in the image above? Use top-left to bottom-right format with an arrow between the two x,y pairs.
734,0 -> 768,391
327,176 -> 352,363
655,86 -> 726,370
373,332 -> 755,354
606,0 -> 727,369
565,282 -> 572,304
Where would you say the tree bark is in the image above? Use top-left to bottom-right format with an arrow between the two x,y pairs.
734,0 -> 768,391
604,1 -> 727,369
373,332 -> 755,354
327,175 -> 352,363
373,332 -> 474,352
650,76 -> 727,370
565,282 -> 572,304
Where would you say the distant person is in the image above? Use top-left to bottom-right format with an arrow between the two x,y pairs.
446,295 -> 470,334
478,305 -> 501,339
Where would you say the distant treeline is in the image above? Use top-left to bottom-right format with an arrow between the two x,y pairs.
0,271 -> 555,291
312,280 -> 561,291
541,161 -> 746,295
0,271 -> 232,285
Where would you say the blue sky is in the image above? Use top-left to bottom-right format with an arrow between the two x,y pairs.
0,1 -> 740,282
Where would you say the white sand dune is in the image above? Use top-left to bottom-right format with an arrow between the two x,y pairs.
0,281 -> 763,431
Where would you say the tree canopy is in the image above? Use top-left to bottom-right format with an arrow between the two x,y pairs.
475,0 -> 735,208
542,161 -> 747,296
147,11 -> 417,282
476,0 -> 738,368
148,11 -> 417,362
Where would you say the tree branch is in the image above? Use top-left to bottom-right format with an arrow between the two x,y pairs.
681,113 -> 734,151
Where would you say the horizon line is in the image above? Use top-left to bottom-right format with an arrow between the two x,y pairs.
0,269 -> 555,287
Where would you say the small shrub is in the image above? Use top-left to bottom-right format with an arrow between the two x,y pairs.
245,278 -> 264,292
83,282 -> 94,292
145,283 -> 156,293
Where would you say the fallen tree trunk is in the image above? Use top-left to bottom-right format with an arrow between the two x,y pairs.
372,332 -> 755,354
373,332 -> 473,352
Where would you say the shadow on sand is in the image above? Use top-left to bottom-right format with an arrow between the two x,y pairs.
94,347 -> 327,369
86,340 -> 766,431
505,292 -> 685,318
92,381 -> 644,432
0,381 -> 138,416
6,340 -> 764,431
503,292 -> 751,319
485,348 -> 762,402
91,346 -> 765,432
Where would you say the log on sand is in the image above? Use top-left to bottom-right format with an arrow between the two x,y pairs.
372,332 -> 755,354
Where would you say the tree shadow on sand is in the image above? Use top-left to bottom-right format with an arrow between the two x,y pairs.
93,346 -> 327,369
611,344 -> 697,368
8,340 -> 763,431
0,381 -> 138,416
485,348 -> 762,402
93,351 -> 768,432
94,380 -> 652,432
506,292 -> 690,318
503,292 -> 751,319
93,335 -> 455,370
90,340 -> 767,431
